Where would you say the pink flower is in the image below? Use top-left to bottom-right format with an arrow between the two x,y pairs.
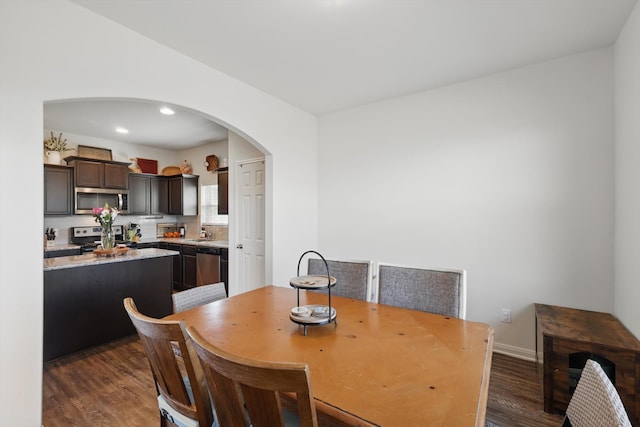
92,203 -> 119,227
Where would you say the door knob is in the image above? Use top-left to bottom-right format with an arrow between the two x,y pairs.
236,244 -> 243,249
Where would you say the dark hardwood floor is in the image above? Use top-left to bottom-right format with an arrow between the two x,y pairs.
42,336 -> 564,426
487,353 -> 563,427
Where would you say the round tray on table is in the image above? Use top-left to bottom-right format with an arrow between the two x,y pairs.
289,305 -> 337,325
289,275 -> 336,289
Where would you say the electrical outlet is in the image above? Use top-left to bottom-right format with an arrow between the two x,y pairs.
501,308 -> 512,323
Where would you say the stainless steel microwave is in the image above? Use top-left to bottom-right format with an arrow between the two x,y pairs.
74,187 -> 129,215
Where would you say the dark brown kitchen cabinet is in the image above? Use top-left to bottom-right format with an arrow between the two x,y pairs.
220,248 -> 229,295
166,243 -> 182,291
44,248 -> 82,258
44,165 -> 73,215
181,245 -> 198,289
217,168 -> 228,215
134,242 -> 159,249
168,175 -> 198,216
150,176 -> 168,214
128,173 -> 151,215
128,174 -> 169,215
66,157 -> 129,189
44,256 -> 172,362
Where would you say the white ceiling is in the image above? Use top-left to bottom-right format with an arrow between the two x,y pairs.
53,0 -> 638,149
44,99 -> 229,150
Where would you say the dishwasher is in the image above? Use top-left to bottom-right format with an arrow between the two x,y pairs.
196,247 -> 221,286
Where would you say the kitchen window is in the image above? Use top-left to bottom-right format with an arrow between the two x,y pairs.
201,184 -> 228,225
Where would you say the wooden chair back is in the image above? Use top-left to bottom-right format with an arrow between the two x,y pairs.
377,263 -> 467,319
123,297 -> 214,427
187,325 -> 318,427
308,259 -> 373,302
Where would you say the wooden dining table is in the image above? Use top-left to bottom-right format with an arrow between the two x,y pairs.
166,285 -> 494,426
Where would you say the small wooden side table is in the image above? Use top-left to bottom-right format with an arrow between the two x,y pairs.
535,303 -> 640,425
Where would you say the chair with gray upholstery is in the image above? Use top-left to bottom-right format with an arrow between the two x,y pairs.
376,263 -> 466,319
307,258 -> 373,302
563,359 -> 632,427
172,282 -> 227,313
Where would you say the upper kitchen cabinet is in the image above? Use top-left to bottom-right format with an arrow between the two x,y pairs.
44,165 -> 73,216
128,173 -> 151,215
217,168 -> 228,215
150,176 -> 169,215
168,175 -> 198,216
66,157 -> 129,189
128,173 -> 169,215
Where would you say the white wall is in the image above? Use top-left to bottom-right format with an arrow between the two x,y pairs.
0,1 -> 316,425
43,129 -> 179,168
614,2 -> 640,339
177,139 -> 229,187
318,49 -> 615,357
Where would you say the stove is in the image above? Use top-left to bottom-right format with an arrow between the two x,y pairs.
70,225 -> 129,252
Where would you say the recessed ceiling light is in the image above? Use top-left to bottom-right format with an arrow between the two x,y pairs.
160,107 -> 175,115
115,127 -> 129,134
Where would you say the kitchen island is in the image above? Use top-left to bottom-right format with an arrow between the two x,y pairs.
43,248 -> 178,362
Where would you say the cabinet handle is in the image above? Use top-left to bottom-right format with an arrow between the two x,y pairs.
236,244 -> 243,249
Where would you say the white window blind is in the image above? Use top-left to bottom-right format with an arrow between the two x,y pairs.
201,184 -> 228,225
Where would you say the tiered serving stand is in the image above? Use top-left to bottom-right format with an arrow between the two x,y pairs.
289,250 -> 337,335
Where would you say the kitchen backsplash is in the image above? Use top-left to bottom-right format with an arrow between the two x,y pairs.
43,215 -> 228,245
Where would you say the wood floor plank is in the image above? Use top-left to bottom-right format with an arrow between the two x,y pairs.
43,335 -> 566,427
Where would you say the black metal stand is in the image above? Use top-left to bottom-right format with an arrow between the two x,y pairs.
289,250 -> 337,335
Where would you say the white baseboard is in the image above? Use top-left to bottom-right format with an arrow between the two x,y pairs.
492,342 -> 536,362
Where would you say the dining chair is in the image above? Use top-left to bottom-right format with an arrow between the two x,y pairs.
563,359 -> 632,427
123,297 -> 215,427
307,258 -> 374,302
186,325 -> 319,427
376,263 -> 467,319
172,282 -> 227,313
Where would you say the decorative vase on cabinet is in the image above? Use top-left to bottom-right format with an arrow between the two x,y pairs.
45,151 -> 62,165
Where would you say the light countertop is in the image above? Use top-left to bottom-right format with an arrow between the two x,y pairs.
43,243 -> 82,252
44,248 -> 179,271
152,237 -> 229,249
43,238 -> 229,252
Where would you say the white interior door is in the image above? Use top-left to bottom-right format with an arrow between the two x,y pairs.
235,159 -> 266,294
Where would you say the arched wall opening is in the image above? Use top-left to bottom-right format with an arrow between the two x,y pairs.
1,3 -> 318,424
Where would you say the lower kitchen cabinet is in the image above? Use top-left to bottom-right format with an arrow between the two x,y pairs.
44,248 -> 82,258
159,242 -> 226,292
134,242 -> 159,249
44,256 -> 172,362
220,248 -> 229,295
182,245 -> 198,289
166,243 -> 182,291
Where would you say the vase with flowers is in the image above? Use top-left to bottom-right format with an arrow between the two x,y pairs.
44,131 -> 71,164
92,203 -> 119,250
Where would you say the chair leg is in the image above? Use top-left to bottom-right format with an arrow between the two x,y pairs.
159,410 -> 171,427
